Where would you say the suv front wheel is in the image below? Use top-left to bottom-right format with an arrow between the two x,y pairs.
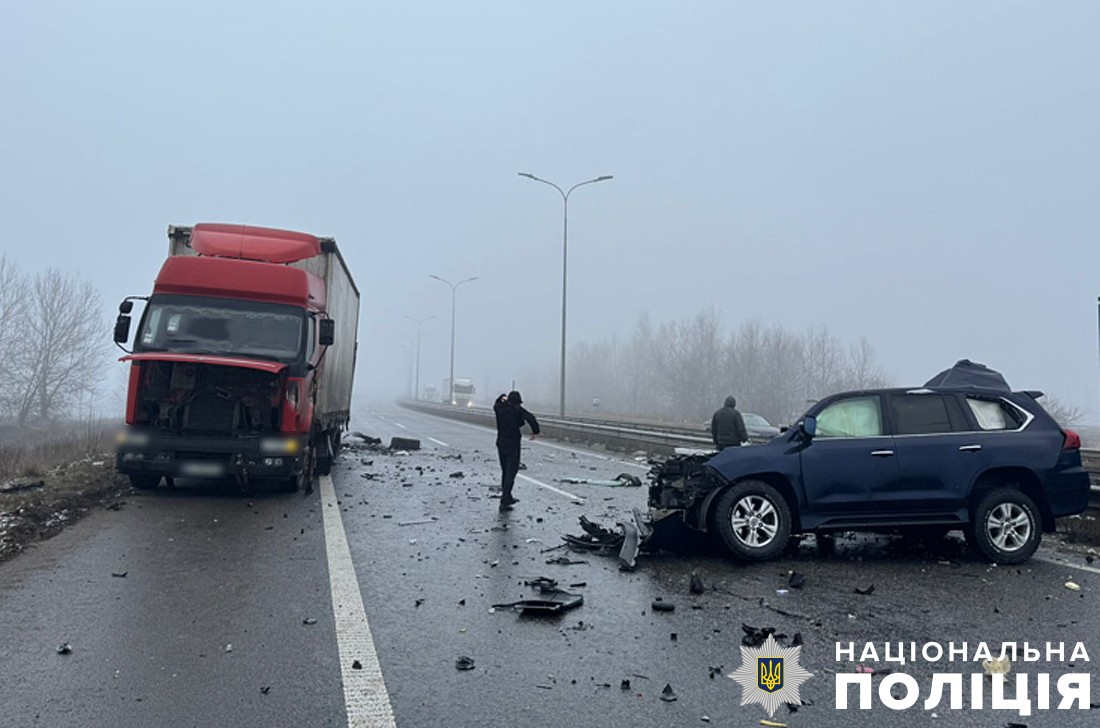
713,480 -> 792,561
966,488 -> 1042,564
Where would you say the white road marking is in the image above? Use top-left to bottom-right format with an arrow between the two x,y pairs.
517,473 -> 585,503
427,437 -> 450,448
394,422 -> 407,429
1036,555 -> 1100,576
401,412 -> 649,470
319,474 -> 396,728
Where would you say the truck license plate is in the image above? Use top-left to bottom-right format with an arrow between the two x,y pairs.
180,461 -> 225,477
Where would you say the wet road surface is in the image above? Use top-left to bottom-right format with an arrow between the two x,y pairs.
1,403 -> 1097,727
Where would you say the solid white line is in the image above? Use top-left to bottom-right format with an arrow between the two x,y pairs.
517,473 -> 586,503
1036,554 -> 1100,576
319,474 -> 397,728
427,437 -> 450,448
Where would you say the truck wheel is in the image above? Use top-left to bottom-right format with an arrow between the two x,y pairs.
713,480 -> 791,561
966,488 -> 1041,565
129,474 -> 161,490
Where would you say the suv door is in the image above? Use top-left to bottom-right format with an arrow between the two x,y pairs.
880,392 -> 976,516
800,394 -> 898,517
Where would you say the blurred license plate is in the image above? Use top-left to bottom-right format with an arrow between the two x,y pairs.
180,461 -> 225,477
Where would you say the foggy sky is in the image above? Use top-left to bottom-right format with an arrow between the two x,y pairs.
2,2 -> 1098,420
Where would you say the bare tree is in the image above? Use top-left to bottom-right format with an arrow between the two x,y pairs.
1040,394 -> 1085,428
0,257 -> 29,418
13,269 -> 108,425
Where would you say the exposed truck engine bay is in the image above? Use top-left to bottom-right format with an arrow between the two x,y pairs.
135,361 -> 285,435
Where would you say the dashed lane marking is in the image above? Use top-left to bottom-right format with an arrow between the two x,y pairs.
398,412 -> 649,470
517,473 -> 585,503
1035,554 -> 1100,576
427,437 -> 450,448
394,422 -> 407,429
319,474 -> 396,727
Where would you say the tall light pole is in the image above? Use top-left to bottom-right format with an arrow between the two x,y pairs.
518,172 -> 613,416
404,314 -> 434,400
429,274 -> 478,405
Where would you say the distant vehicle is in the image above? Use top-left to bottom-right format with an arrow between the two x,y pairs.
660,363 -> 1089,565
113,223 -> 360,492
702,412 -> 781,441
424,385 -> 437,402
443,377 -> 475,407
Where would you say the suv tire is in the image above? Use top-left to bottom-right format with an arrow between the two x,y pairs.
966,488 -> 1041,564
713,480 -> 792,561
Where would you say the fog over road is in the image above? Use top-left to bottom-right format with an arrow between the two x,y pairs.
1,406 -> 1097,727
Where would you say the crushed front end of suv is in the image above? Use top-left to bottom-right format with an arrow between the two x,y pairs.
648,361 -> 1090,565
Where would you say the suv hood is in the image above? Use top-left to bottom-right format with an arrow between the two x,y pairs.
705,434 -> 800,482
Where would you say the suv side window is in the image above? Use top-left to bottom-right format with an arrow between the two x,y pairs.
815,396 -> 882,438
966,397 -> 1025,431
889,393 -> 965,435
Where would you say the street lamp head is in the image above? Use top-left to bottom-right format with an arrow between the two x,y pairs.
518,172 -> 537,180
595,175 -> 614,182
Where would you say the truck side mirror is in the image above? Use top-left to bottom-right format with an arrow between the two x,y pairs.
319,319 -> 335,346
119,300 -> 134,314
801,416 -> 817,439
114,315 -> 132,343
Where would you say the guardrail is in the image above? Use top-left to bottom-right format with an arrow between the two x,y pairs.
398,401 -> 1100,509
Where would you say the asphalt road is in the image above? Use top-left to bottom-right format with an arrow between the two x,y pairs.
1,404 -> 1097,727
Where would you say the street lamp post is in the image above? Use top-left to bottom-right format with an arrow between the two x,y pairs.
404,314 -> 434,400
518,172 -> 613,417
429,274 -> 478,405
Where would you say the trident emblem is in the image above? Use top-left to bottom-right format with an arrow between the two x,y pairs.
758,658 -> 783,693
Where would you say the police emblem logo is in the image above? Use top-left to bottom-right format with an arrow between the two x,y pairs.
730,635 -> 813,717
758,657 -> 783,692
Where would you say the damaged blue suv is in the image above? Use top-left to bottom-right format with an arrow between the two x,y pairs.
648,362 -> 1090,565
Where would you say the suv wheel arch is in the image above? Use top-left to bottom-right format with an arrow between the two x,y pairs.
969,467 -> 1054,532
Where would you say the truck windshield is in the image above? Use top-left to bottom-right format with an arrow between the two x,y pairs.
135,295 -> 306,363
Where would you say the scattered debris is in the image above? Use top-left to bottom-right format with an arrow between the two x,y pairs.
347,432 -> 382,445
690,571 -> 706,595
415,598 -> 425,607
660,684 -> 677,702
398,517 -> 439,526
57,643 -> 72,655
448,471 -> 465,479
455,655 -> 476,671
1065,581 -> 1081,591
620,679 -> 631,690
524,576 -> 559,591
492,589 -> 584,614
225,644 -> 233,653
854,665 -> 892,676
651,599 -> 675,613
982,657 -> 1011,676
111,571 -> 128,578
303,618 -> 318,625
352,660 -> 362,670
708,665 -> 724,679
854,584 -> 875,595
788,572 -> 806,589
546,556 -> 588,566
389,437 -> 421,451
559,473 -> 641,487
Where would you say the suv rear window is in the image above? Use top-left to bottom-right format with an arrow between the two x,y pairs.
966,397 -> 1026,431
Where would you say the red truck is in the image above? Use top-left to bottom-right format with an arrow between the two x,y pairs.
113,223 -> 360,491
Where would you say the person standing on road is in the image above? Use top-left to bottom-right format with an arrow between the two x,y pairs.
711,395 -> 748,451
493,390 -> 540,511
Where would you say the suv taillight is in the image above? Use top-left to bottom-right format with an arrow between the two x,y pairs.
1062,429 -> 1081,451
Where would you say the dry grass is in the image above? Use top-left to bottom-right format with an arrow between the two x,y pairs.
0,418 -> 116,482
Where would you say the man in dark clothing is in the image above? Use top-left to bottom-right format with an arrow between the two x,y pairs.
493,390 -> 540,511
711,395 -> 748,451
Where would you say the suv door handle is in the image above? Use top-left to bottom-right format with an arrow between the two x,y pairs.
959,445 -> 982,452
870,450 -> 894,457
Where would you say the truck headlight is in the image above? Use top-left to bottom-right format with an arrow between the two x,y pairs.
260,437 -> 300,455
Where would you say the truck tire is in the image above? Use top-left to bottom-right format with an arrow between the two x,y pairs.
713,480 -> 791,561
965,488 -> 1041,564
130,474 -> 161,490
314,430 -> 334,476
